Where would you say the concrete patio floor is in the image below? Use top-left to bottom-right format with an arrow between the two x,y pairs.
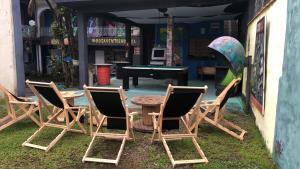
26,77 -> 244,113
24,77 -> 244,113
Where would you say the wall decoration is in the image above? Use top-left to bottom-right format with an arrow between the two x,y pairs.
251,16 -> 267,114
188,38 -> 214,59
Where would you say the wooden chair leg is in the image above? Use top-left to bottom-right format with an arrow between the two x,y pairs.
204,117 -> 246,140
161,137 -> 208,168
162,138 -> 176,167
83,122 -> 102,161
68,110 -> 87,134
82,123 -> 127,166
0,113 -> 27,131
22,108 -> 85,152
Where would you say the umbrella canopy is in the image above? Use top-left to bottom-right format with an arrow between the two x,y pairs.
208,36 -> 245,76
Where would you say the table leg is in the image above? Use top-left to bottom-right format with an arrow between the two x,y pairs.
133,76 -> 138,87
134,105 -> 160,132
178,73 -> 188,86
142,106 -> 159,125
123,75 -> 129,90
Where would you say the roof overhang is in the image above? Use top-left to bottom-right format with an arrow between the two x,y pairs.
55,0 -> 248,24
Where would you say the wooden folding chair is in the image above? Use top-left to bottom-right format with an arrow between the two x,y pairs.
22,80 -> 87,152
82,86 -> 136,166
197,78 -> 247,140
150,85 -> 209,168
0,84 -> 41,131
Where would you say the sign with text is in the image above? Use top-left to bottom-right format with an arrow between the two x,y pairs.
88,37 -> 139,46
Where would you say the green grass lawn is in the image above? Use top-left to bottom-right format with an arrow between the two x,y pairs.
0,99 -> 277,169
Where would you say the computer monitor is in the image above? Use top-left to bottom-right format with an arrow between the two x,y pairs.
151,48 -> 166,60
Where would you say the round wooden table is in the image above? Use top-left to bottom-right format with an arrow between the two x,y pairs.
131,95 -> 164,132
53,91 -> 84,122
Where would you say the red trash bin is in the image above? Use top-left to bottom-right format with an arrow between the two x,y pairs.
95,64 -> 112,85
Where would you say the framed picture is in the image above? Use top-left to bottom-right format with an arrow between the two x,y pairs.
251,16 -> 267,115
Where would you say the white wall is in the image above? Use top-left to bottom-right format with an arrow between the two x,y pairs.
0,1 -> 18,94
242,0 -> 287,153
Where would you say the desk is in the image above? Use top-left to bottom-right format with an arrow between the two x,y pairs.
122,65 -> 188,90
131,95 -> 164,132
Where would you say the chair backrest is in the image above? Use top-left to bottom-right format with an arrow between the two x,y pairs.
0,84 -> 25,102
84,86 -> 127,130
217,78 -> 241,109
0,84 -> 15,114
26,80 -> 66,109
160,85 -> 207,130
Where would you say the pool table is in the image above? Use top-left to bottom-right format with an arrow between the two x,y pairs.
122,65 -> 188,90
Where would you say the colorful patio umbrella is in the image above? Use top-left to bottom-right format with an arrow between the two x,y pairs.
208,36 -> 245,77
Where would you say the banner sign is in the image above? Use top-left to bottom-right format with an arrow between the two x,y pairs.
88,37 -> 139,46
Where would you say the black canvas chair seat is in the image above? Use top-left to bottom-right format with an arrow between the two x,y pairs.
150,85 -> 209,167
0,84 -> 41,132
82,86 -> 136,166
22,80 -> 87,152
198,78 -> 247,141
162,90 -> 205,130
90,90 -> 127,129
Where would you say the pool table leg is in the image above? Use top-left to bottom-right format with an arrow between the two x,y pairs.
123,76 -> 129,90
133,76 -> 138,87
178,73 -> 188,86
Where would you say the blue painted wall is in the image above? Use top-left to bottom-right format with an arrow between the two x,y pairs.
154,22 -> 224,79
274,0 -> 300,169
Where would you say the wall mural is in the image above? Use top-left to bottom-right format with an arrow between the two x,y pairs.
251,16 -> 267,114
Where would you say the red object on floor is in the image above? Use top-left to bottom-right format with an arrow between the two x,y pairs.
95,64 -> 112,85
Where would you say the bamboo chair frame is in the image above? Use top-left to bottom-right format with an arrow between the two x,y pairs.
195,78 -> 247,140
150,85 -> 209,168
82,86 -> 136,166
22,80 -> 87,152
0,84 -> 41,131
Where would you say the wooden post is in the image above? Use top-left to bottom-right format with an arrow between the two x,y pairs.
78,12 -> 88,88
166,16 -> 174,66
125,24 -> 132,64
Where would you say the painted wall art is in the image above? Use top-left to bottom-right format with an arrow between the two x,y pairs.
251,16 -> 267,114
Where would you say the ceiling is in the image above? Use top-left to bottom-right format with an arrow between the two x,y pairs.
110,4 -> 241,24
56,0 -> 248,24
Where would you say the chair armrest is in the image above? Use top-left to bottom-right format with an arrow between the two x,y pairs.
9,101 -> 37,105
129,112 -> 138,128
66,106 -> 87,110
148,112 -> 160,116
201,100 -> 215,104
200,103 -> 216,107
18,97 -> 33,101
129,111 -> 139,116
